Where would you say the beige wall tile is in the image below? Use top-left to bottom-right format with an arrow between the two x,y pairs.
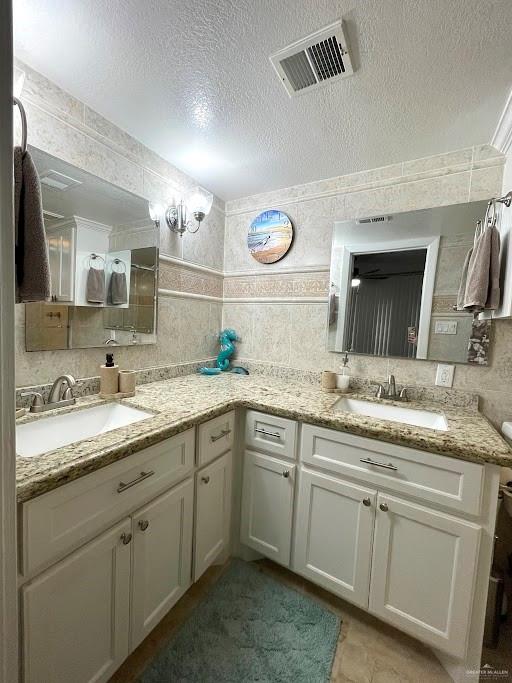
289,304 -> 334,371
251,304 -> 291,365
24,101 -> 144,196
402,148 -> 473,176
83,105 -> 144,163
222,304 -> 254,358
182,205 -> 225,271
16,60 -> 84,125
469,165 -> 504,201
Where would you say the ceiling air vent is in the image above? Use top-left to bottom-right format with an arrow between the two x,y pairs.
270,20 -> 353,97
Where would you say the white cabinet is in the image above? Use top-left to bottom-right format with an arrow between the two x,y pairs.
46,223 -> 75,302
22,518 -> 131,683
369,493 -> 481,657
194,451 -> 232,581
131,478 -> 194,649
240,450 -> 295,566
294,468 -> 376,608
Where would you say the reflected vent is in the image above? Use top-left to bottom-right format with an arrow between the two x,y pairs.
270,20 -> 353,97
357,216 -> 391,224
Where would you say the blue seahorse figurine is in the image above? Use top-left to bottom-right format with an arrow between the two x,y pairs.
199,329 -> 248,376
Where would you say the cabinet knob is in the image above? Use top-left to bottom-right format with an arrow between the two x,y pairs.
362,497 -> 371,507
379,503 -> 389,512
201,476 -> 210,484
282,470 -> 290,478
138,519 -> 149,531
120,532 -> 132,545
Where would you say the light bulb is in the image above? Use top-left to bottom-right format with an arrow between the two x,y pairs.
148,202 -> 163,222
186,189 -> 213,218
351,278 -> 361,287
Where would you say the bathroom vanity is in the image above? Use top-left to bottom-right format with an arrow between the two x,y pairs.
15,374 -> 511,683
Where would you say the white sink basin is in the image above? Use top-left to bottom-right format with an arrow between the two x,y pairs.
16,403 -> 153,457
334,397 -> 448,431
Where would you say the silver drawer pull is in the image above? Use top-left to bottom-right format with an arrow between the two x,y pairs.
117,470 -> 155,493
360,457 -> 398,471
120,532 -> 132,545
201,475 -> 210,484
138,519 -> 149,531
255,427 -> 281,439
210,428 -> 231,443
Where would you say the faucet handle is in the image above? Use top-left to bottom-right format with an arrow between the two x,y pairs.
399,387 -> 409,401
20,391 -> 44,409
371,383 -> 386,399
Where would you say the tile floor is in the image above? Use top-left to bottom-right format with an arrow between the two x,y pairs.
110,558 -> 452,683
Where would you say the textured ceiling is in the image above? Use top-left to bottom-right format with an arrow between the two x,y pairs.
13,0 -> 512,201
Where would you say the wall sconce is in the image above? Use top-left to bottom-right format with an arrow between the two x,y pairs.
165,189 -> 214,237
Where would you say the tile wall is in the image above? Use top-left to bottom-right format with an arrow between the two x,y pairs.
15,59 -> 512,429
14,59 -> 224,387
222,147 -> 512,428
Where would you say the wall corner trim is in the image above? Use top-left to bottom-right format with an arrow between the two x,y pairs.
492,88 -> 512,155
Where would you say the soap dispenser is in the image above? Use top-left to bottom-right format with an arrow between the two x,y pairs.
100,352 -> 119,396
336,353 -> 350,393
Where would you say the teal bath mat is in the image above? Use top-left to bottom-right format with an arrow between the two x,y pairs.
138,560 -> 341,683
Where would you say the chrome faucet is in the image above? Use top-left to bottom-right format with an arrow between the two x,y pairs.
48,374 -> 77,404
22,374 -> 77,413
372,375 -> 408,402
387,374 -> 397,398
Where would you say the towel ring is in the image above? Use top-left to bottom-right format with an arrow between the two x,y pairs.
13,97 -> 28,156
110,258 -> 126,274
87,253 -> 105,270
485,199 -> 498,228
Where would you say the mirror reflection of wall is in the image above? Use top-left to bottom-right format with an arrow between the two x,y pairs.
22,147 -> 159,352
327,200 -> 492,365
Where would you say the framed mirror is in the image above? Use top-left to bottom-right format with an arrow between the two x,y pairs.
23,147 -> 159,351
327,200 -> 491,364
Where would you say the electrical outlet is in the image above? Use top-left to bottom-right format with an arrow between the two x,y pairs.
434,320 -> 458,335
435,364 -> 455,388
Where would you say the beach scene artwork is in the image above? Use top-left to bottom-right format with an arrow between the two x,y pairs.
247,210 -> 293,264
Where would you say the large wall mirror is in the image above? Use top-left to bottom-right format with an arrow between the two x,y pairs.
23,147 -> 159,351
327,200 -> 492,364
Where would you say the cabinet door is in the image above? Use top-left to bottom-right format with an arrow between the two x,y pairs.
240,450 -> 295,567
294,468 -> 376,608
131,478 -> 194,650
22,518 -> 131,683
369,493 -> 481,657
46,226 -> 75,302
194,451 -> 232,581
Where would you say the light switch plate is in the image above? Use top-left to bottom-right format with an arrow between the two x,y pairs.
435,364 -> 455,388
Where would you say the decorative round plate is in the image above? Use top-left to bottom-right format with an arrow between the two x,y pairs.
248,210 -> 293,264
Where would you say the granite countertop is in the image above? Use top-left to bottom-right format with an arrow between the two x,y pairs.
16,373 -> 512,503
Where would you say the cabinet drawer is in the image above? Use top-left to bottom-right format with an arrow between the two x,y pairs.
197,411 -> 235,466
301,424 -> 483,515
245,410 -> 297,461
21,428 -> 195,576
